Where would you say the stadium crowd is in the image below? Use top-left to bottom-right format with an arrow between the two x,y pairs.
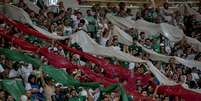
0,0 -> 201,101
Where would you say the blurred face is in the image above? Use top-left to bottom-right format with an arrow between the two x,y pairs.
58,2 -> 64,8
113,94 -> 120,101
47,80 -> 53,85
60,12 -> 65,18
122,80 -> 128,85
31,77 -> 36,83
177,68 -> 182,75
180,75 -> 186,83
78,22 -> 84,27
186,48 -> 192,54
132,49 -> 138,55
169,58 -> 176,64
103,94 -> 111,101
137,86 -> 142,92
142,91 -> 147,96
187,74 -> 192,81
145,39 -> 152,46
155,16 -> 162,23
43,20 -> 49,27
38,15 -> 45,22
87,10 -> 92,16
137,67 -> 144,74
140,33 -> 145,39
76,13 -> 82,19
113,40 -> 119,46
26,91 -> 32,98
0,91 -> 5,99
55,86 -> 61,93
164,96 -> 169,101
71,90 -> 77,96
50,23 -> 57,32
47,12 -> 54,19
7,95 -> 14,101
30,12 -> 35,18
164,3 -> 169,9
0,56 -> 5,64
172,74 -> 178,81
148,86 -> 153,92
67,8 -> 72,14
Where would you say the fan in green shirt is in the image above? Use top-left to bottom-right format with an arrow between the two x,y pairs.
150,35 -> 161,53
129,44 -> 142,53
85,10 -> 97,34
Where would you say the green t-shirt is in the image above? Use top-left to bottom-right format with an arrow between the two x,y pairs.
131,34 -> 139,41
150,35 -> 161,53
152,43 -> 160,53
121,61 -> 129,68
129,44 -> 142,53
85,16 -> 97,33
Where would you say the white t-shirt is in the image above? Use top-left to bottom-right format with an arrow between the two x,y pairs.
64,26 -> 73,35
20,95 -> 28,101
18,64 -> 33,82
186,54 -> 196,60
100,37 -> 109,47
129,63 -> 135,70
80,61 -> 86,66
0,64 -> 4,73
0,23 -> 5,28
192,73 -> 200,80
25,83 -> 43,93
25,83 -> 32,91
160,8 -> 173,22
80,90 -> 88,97
8,69 -> 19,78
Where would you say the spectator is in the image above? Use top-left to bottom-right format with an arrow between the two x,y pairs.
25,74 -> 45,101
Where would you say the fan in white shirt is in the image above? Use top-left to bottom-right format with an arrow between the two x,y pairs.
160,2 -> 174,24
100,28 -> 111,47
18,63 -> 33,83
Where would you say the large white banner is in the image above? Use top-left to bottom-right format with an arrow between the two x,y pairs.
0,4 -> 69,40
1,3 -> 201,93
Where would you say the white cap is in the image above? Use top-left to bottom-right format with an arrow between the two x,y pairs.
80,90 -> 88,97
20,95 -> 28,101
55,83 -> 63,87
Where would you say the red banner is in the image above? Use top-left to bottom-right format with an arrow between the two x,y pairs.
2,14 -> 201,101
0,29 -> 154,101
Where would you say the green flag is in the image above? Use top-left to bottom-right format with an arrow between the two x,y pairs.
42,65 -> 80,86
0,48 -> 129,100
0,48 -> 42,68
1,80 -> 25,100
119,85 -> 129,101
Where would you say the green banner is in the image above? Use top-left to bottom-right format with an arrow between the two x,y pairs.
0,48 -> 42,68
1,80 -> 25,100
0,48 -> 129,101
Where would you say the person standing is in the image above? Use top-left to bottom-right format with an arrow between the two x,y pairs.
85,10 -> 98,40
160,2 -> 174,24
